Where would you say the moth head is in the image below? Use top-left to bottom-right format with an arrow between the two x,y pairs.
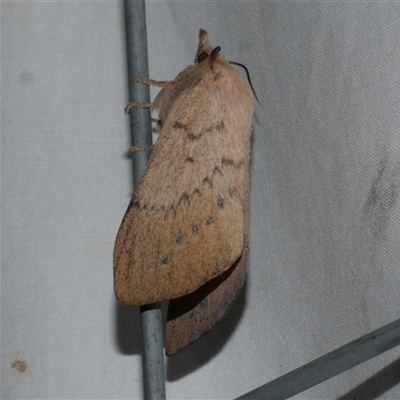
195,29 -> 214,64
195,29 -> 259,103
195,29 -> 228,72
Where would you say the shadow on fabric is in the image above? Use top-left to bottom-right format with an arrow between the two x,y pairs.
337,358 -> 400,400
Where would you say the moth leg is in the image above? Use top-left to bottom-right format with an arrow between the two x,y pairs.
151,117 -> 160,124
130,144 -> 154,152
136,76 -> 171,87
124,102 -> 153,114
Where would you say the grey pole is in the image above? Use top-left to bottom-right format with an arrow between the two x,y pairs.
124,1 -> 166,399
236,318 -> 400,400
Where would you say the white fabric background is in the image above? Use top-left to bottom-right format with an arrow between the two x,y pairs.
2,1 -> 400,399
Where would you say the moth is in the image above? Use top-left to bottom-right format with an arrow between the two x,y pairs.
114,29 -> 255,355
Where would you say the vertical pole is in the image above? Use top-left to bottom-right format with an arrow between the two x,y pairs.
124,1 -> 166,399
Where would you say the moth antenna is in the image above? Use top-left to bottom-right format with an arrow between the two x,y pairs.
229,61 -> 260,105
209,46 -> 221,72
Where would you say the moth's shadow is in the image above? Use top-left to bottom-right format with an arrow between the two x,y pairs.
166,279 -> 247,381
114,301 -> 143,355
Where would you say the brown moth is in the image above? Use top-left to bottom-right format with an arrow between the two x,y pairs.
114,29 -> 254,355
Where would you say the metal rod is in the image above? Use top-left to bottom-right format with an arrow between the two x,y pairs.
124,1 -> 166,399
236,318 -> 400,400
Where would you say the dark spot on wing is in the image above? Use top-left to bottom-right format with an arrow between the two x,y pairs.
191,223 -> 199,235
222,158 -> 235,167
185,156 -> 195,163
217,197 -> 225,209
176,230 -> 185,245
222,157 -> 245,168
202,176 -> 212,187
178,192 -> 190,206
213,166 -> 222,176
173,121 -> 189,131
187,133 -> 200,141
204,216 -> 214,225
187,121 -> 225,141
217,121 -> 225,130
161,253 -> 170,266
126,198 -> 141,212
